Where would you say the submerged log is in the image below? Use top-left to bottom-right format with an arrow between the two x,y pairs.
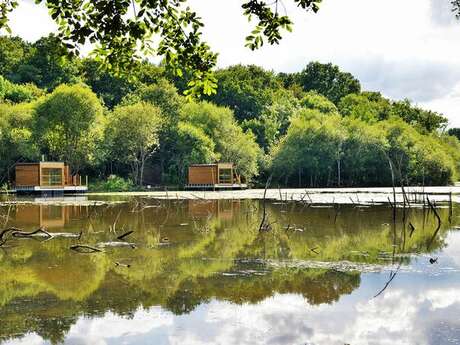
116,230 -> 134,241
12,228 -> 53,239
0,227 -> 21,245
70,244 -> 103,253
96,241 -> 136,249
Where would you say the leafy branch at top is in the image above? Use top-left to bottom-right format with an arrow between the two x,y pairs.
452,0 -> 460,18
243,0 -> 321,50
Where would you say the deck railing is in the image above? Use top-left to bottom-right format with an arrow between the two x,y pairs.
65,174 -> 88,186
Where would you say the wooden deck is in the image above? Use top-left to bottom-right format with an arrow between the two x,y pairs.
14,185 -> 88,194
185,183 -> 248,190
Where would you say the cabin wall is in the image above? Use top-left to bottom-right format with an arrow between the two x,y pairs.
15,164 -> 40,187
39,162 -> 65,187
64,165 -> 70,185
188,166 -> 218,185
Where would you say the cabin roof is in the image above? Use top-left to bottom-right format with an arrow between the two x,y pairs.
189,163 -> 234,168
16,161 -> 65,165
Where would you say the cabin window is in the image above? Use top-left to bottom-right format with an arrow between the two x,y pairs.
219,168 -> 233,184
41,168 -> 62,186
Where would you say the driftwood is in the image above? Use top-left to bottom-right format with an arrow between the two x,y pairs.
408,222 -> 416,238
310,247 -> 320,255
117,230 -> 134,241
0,226 -> 82,246
373,263 -> 402,299
426,197 -> 442,251
12,228 -> 53,239
70,244 -> 103,253
259,175 -> 272,232
115,262 -> 131,268
97,241 -> 136,249
0,227 -> 21,245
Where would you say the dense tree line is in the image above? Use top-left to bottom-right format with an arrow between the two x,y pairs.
0,35 -> 459,188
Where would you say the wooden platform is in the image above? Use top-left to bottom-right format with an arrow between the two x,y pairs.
14,185 -> 88,194
185,184 -> 248,190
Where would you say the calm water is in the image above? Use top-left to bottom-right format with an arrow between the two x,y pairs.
0,196 -> 459,345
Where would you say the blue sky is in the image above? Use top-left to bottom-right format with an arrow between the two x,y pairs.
4,0 -> 460,127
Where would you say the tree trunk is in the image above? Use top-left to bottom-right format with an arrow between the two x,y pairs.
337,159 -> 341,187
140,157 -> 146,186
298,168 -> 302,187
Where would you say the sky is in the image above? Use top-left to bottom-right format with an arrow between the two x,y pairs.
4,0 -> 460,127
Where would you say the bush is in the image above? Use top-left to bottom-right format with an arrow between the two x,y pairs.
89,175 -> 134,192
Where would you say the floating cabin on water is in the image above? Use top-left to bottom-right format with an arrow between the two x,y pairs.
14,162 -> 88,194
186,163 -> 247,190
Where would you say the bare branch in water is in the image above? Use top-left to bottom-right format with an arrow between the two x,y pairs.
373,262 -> 402,299
426,197 -> 442,251
12,228 -> 53,239
70,244 -> 103,253
115,262 -> 131,268
259,175 -> 272,232
117,230 -> 134,240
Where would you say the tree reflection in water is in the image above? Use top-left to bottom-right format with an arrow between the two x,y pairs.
0,198 -> 457,343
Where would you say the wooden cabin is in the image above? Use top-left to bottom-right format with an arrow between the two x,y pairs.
15,162 -> 88,194
186,163 -> 247,190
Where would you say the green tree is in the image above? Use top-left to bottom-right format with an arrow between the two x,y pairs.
390,99 -> 448,133
80,59 -> 138,109
448,127 -> 460,141
300,91 -> 339,115
122,79 -> 183,123
270,110 -> 457,187
105,102 -> 164,185
296,62 -> 361,104
378,118 -> 456,185
338,93 -> 385,123
0,35 -> 31,78
34,84 -> 104,172
207,64 -> 284,122
242,89 -> 299,150
271,110 -> 347,186
0,102 -> 38,183
181,101 -> 261,181
0,76 -> 44,103
168,122 -> 219,184
12,35 -> 81,90
122,79 -> 184,182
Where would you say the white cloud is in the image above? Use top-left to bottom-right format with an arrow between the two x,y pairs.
2,333 -> 44,345
65,307 -> 173,345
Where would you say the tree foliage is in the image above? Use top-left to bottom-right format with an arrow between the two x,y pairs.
0,76 -> 44,103
271,110 -> 457,187
447,127 -> 460,141
105,102 -> 164,185
181,101 -> 261,180
34,84 -> 103,172
295,62 -> 361,104
0,33 -> 457,188
0,102 -> 37,182
0,0 -> 326,96
207,64 -> 284,122
390,99 -> 448,133
167,121 -> 218,184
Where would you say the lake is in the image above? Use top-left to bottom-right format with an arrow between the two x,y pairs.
0,193 -> 459,345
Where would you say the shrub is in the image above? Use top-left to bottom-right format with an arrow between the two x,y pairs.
89,175 -> 134,192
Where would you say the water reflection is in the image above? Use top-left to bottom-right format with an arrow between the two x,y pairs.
0,198 -> 459,344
